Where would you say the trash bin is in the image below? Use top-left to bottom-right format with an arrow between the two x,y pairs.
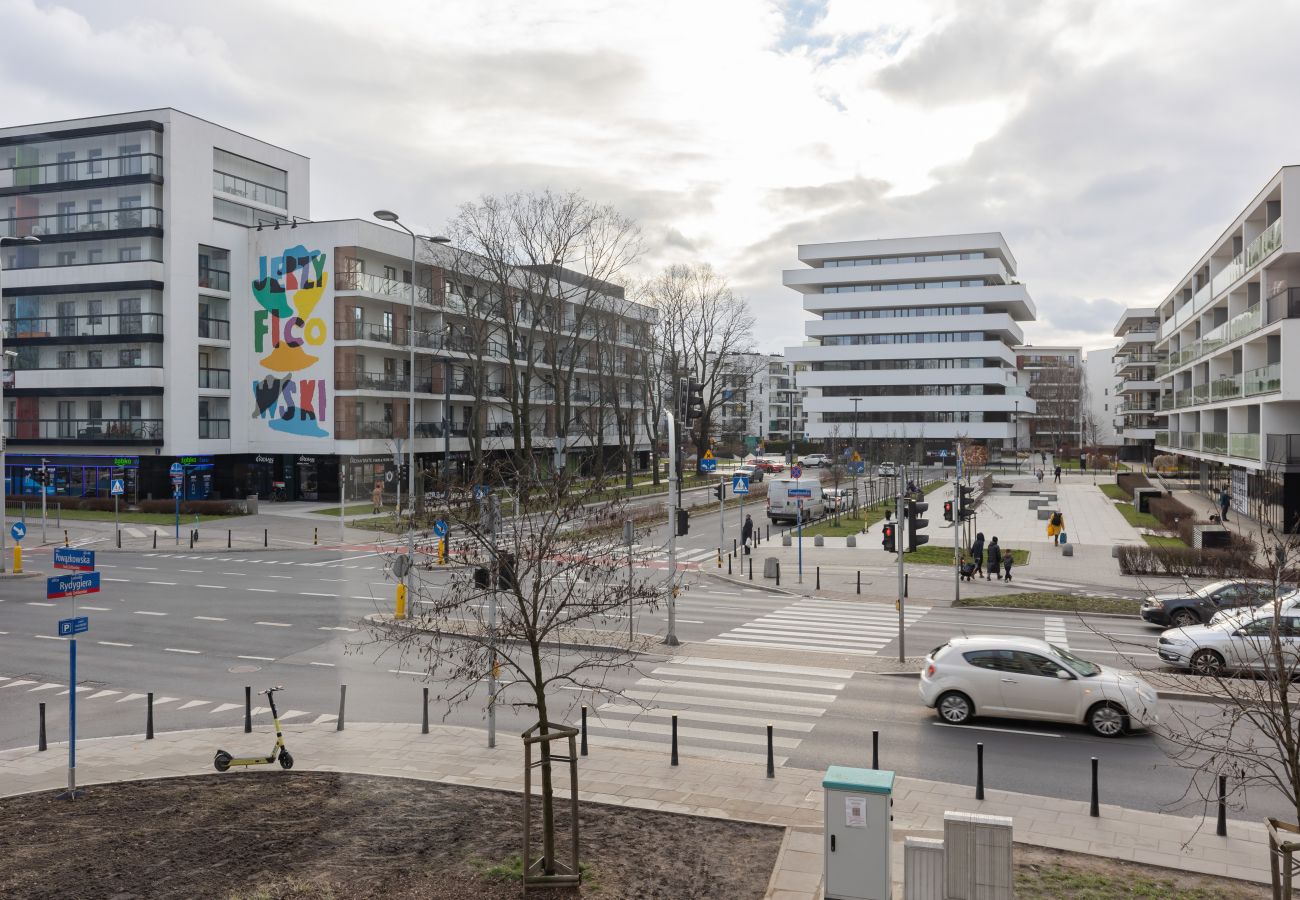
823,765 -> 894,900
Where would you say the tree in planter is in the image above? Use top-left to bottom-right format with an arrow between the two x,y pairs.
358,462 -> 668,885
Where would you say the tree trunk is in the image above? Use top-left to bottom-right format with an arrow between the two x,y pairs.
533,678 -> 558,875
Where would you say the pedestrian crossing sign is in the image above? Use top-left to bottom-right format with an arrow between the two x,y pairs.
703,449 -> 714,460
111,479 -> 125,496
700,448 -> 717,472
851,451 -> 861,462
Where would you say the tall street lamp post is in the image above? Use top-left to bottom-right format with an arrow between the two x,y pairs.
850,396 -> 862,511
373,211 -> 449,617
0,236 -> 39,573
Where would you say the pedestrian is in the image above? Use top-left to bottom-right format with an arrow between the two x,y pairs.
1047,510 -> 1065,545
1219,488 -> 1231,523
1053,464 -> 1062,483
371,481 -> 383,514
1002,549 -> 1014,581
741,513 -> 754,554
986,537 -> 1002,581
1040,450 -> 1046,465
1036,467 -> 1044,484
970,532 -> 986,578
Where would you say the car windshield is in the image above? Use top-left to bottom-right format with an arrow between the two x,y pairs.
1050,644 -> 1101,677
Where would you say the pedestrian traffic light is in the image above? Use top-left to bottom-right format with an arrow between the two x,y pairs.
958,484 -> 974,520
473,565 -> 491,590
713,482 -> 725,501
496,552 -> 517,591
676,508 -> 690,536
907,499 -> 930,551
881,522 -> 896,553
685,379 -> 705,422
943,499 -> 953,522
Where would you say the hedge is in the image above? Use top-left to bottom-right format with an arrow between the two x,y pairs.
1147,494 -> 1196,540
1117,543 -> 1255,578
1115,473 -> 1151,499
137,499 -> 248,516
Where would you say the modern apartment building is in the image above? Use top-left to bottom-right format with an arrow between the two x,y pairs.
1111,307 -> 1163,460
1083,347 -> 1118,446
764,354 -> 805,445
1153,166 -> 1299,531
1015,345 -> 1083,452
0,109 -> 651,504
784,233 -> 1036,462
704,351 -> 808,452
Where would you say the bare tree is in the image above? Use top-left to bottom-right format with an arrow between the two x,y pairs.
1026,356 -> 1084,454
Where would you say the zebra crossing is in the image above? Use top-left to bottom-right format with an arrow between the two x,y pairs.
706,597 -> 930,655
574,656 -> 850,765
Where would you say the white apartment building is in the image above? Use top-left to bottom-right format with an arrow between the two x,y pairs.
705,351 -> 807,453
784,233 -> 1036,463
1153,166 -> 1299,531
1083,346 -> 1118,447
1111,307 -> 1163,459
764,354 -> 805,445
0,109 -> 651,503
1015,344 -> 1083,452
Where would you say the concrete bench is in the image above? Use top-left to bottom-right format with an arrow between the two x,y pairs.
1028,499 -> 1045,509
1009,488 -> 1041,496
1037,507 -> 1055,520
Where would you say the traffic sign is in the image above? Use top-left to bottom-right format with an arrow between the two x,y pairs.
58,616 -> 89,637
731,474 -> 750,495
110,479 -> 125,495
433,519 -> 448,538
851,451 -> 862,462
10,521 -> 25,542
790,465 -> 802,479
169,462 -> 184,475
850,461 -> 865,474
47,572 -> 100,600
939,449 -> 949,459
383,469 -> 395,484
788,488 -> 812,498
700,449 -> 716,473
53,548 -> 95,572
473,485 -> 491,501
392,554 -> 413,578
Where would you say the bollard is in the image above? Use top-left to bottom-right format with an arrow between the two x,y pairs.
337,684 -> 346,731
116,530 -> 121,549
766,723 -> 774,778
189,530 -> 194,549
581,705 -> 588,756
816,566 -> 820,590
775,561 -> 780,587
244,686 -> 252,733
872,730 -> 879,769
727,556 -> 732,575
857,570 -> 861,594
228,529 -> 232,549
749,558 -> 753,581
152,531 -> 157,549
422,687 -> 430,735
314,527 -> 318,546
904,573 -> 909,597
264,528 -> 268,548
146,692 -> 154,740
976,742 -> 985,800
671,714 -> 679,766
1211,775 -> 1222,837
733,538 -> 737,557
57,503 -> 61,527
38,702 -> 47,751
64,529 -> 69,547
1090,757 -> 1099,817
716,548 -> 721,569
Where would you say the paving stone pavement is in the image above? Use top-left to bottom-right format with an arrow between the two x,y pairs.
0,721 -> 1273,898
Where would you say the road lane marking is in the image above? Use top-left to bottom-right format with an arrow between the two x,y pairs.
248,588 -> 277,593
211,703 -> 241,713
222,572 -> 248,576
195,584 -> 227,589
238,655 -> 275,661
147,581 -> 177,586
28,683 -> 62,692
98,641 -> 133,647
104,577 -> 130,582
388,669 -> 424,676
134,611 -> 167,616
87,690 -> 120,700
193,616 -> 226,622
301,592 -> 338,598
80,606 -> 110,611
318,626 -> 357,632
255,621 -> 292,627
179,569 -> 204,574
27,601 -> 55,607
179,700 -> 211,710
932,723 -> 1060,738
135,566 -> 157,570
267,575 -> 291,579
164,648 -> 201,654
310,661 -> 336,667
34,635 -> 68,641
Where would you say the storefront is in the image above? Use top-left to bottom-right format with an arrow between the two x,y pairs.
218,453 -> 342,503
5,454 -> 142,502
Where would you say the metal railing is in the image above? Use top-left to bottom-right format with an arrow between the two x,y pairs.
335,270 -> 432,305
0,206 -> 162,238
5,418 -> 163,442
212,171 -> 287,209
198,317 -> 230,340
198,368 -> 230,389
335,371 -> 410,392
1267,434 -> 1300,464
198,418 -> 230,439
335,420 -> 395,440
0,153 -> 162,189
198,268 -> 230,291
4,312 -> 162,340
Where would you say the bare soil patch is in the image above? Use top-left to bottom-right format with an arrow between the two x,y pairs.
1015,843 -> 1268,899
0,772 -> 781,899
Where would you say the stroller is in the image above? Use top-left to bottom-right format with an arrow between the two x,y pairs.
959,560 -> 977,582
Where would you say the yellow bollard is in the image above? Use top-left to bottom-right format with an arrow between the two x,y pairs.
395,583 -> 407,619
13,544 -> 21,574
64,529 -> 69,547
438,539 -> 446,565
313,527 -> 318,546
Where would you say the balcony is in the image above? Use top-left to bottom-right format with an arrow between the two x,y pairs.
1179,432 -> 1201,451
198,368 -> 230,390
1267,434 -> 1300,465
198,317 -> 230,341
1201,432 -> 1228,454
1230,433 -> 1260,459
212,171 -> 286,210
198,268 -> 230,292
1244,362 -> 1281,396
0,206 -> 163,239
4,312 -> 163,341
335,420 -> 395,440
0,153 -> 163,190
1160,219 -> 1284,340
1155,430 -> 1169,446
335,371 -> 410,392
1210,375 -> 1242,402
335,270 -> 431,305
6,418 -> 163,443
198,418 -> 230,439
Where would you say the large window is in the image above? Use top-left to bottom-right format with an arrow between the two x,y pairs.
823,251 -> 986,268
824,279 -> 989,293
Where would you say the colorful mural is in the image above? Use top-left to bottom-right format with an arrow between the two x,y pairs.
251,244 -> 331,439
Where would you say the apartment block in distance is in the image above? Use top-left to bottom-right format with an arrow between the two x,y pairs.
1153,166 -> 1299,530
0,109 -> 651,504
1111,307 -> 1164,460
1014,345 -> 1083,453
783,233 -> 1036,463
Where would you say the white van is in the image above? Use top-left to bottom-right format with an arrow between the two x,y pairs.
767,477 -> 826,524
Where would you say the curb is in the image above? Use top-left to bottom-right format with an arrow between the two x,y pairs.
949,604 -> 1140,620
362,613 -> 663,658
704,571 -> 799,598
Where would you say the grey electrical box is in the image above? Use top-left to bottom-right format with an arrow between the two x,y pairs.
823,766 -> 894,900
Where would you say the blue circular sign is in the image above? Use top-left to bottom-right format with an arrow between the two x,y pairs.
11,521 -> 26,541
433,519 -> 448,538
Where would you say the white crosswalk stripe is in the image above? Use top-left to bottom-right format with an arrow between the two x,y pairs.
707,598 -> 930,655
575,656 -> 851,765
1044,616 -> 1069,649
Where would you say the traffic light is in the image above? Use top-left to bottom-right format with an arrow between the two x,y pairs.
943,500 -> 953,522
958,484 -> 974,520
713,482 -> 725,501
473,565 -> 491,590
907,499 -> 930,551
881,522 -> 896,553
676,508 -> 690,536
685,379 -> 704,422
496,552 -> 517,591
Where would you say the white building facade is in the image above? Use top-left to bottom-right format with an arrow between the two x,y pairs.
1083,346 -> 1118,447
1110,307 -> 1163,460
784,233 -> 1036,463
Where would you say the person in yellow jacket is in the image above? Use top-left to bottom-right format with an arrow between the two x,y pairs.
1047,510 -> 1065,545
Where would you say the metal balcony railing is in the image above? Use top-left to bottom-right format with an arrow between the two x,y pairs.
198,318 -> 230,340
335,371 -> 410,392
212,171 -> 286,209
5,312 -> 162,340
198,268 -> 230,291
1267,434 -> 1300,465
0,153 -> 162,190
6,418 -> 163,442
335,270 -> 432,305
335,420 -> 395,440
198,368 -> 230,390
198,418 -> 230,439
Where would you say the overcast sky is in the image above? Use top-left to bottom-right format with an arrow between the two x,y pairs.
2,0 -> 1296,357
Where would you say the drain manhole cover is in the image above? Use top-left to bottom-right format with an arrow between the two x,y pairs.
228,664 -> 261,674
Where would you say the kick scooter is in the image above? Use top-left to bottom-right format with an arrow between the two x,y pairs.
213,685 -> 294,771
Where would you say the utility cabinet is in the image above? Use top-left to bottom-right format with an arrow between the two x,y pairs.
823,766 -> 894,900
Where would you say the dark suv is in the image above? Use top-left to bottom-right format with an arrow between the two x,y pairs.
1140,580 -> 1285,628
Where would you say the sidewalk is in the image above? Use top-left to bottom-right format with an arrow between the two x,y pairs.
0,721 -> 1269,898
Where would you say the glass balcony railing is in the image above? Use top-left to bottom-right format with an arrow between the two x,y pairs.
1193,383 -> 1210,403
1211,375 -> 1242,401
335,270 -> 432,305
1160,219 -> 1284,340
1155,431 -> 1169,446
1247,219 -> 1284,269
1158,303 -> 1270,376
0,206 -> 162,239
4,312 -> 162,340
1201,432 -> 1228,454
1180,432 -> 1201,451
198,268 -> 230,291
198,418 -> 230,439
334,420 -> 395,440
198,368 -> 230,390
0,153 -> 162,190
1267,434 -> 1300,464
5,418 -> 163,442
335,371 -> 411,392
1244,362 -> 1281,396
198,317 -> 230,341
1230,433 -> 1260,459
212,170 -> 287,209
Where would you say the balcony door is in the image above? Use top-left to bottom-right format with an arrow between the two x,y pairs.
57,301 -> 76,337
57,401 -> 75,439
119,297 -> 141,335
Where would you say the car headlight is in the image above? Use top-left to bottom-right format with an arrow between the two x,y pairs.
1146,599 -> 1164,610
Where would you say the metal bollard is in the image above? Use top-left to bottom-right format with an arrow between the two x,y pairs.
727,556 -> 732,575
116,530 -> 121,548
1090,757 -> 1099,817
228,529 -> 232,549
57,503 -> 61,527
766,525 -> 769,541
733,538 -> 737,557
146,692 -> 154,740
904,573 -> 909,597
1211,775 -> 1222,837
816,566 -> 820,590
581,705 -> 588,756
976,742 -> 985,800
775,561 -> 780,587
766,724 -> 774,778
857,570 -> 861,594
64,529 -> 69,547
872,730 -> 879,769
264,528 -> 268,548
749,558 -> 753,581
152,531 -> 157,549
337,684 -> 347,731
314,527 -> 318,546
244,686 -> 252,733
38,702 -> 47,751
716,548 -> 721,568
671,714 -> 679,766
422,687 -> 429,735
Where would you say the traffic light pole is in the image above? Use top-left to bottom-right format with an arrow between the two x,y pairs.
662,410 -> 680,646
718,476 -> 724,565
896,487 -> 906,663
953,477 -> 961,605
40,460 -> 48,545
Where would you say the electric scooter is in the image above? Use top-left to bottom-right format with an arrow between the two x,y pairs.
213,685 -> 294,772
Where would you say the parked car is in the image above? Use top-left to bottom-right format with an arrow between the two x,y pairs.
1209,588 -> 1300,627
1139,579 -> 1284,628
754,459 -> 785,474
876,462 -> 896,478
734,464 -> 764,483
823,486 -> 852,511
766,476 -> 826,524
919,636 -> 1158,737
1156,612 -> 1300,675
800,453 -> 830,468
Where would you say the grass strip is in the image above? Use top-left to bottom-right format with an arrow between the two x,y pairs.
5,506 -> 234,524
954,591 -> 1141,615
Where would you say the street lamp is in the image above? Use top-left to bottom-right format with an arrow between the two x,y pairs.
850,396 -> 862,511
1014,398 -> 1021,474
0,236 -> 38,573
373,211 -> 449,615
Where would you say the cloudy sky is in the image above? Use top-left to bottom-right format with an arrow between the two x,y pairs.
2,0 -> 1296,355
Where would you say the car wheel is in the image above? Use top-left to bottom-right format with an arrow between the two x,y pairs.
936,691 -> 973,725
1169,609 -> 1199,628
1087,702 -> 1127,737
1190,649 -> 1226,676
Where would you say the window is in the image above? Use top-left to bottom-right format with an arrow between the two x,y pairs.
87,300 -> 102,324
119,348 -> 142,367
961,649 -> 1024,672
56,151 -> 75,182
1019,653 -> 1067,678
87,148 -> 103,176
87,249 -> 103,265
87,400 -> 101,421
87,350 -> 102,368
121,145 -> 142,176
384,265 -> 397,281
58,350 -> 76,368
57,201 -> 76,233
119,399 -> 141,419
57,250 -> 76,266
118,247 -> 142,262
